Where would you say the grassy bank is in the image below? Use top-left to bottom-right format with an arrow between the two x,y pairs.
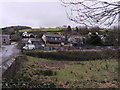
3,55 -> 118,88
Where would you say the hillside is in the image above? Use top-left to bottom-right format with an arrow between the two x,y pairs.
2,26 -> 32,34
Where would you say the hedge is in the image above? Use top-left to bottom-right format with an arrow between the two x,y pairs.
24,49 -> 118,61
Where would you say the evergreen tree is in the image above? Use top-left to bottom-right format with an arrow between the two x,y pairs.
86,32 -> 103,46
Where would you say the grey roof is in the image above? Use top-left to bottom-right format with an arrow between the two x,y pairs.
44,33 -> 62,38
22,38 -> 29,43
0,34 -> 10,36
22,38 -> 42,42
30,38 -> 42,41
0,34 -> 10,38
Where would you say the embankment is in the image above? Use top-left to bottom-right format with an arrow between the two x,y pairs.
3,55 -> 28,80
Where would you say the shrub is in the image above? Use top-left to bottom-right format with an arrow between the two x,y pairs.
36,70 -> 56,76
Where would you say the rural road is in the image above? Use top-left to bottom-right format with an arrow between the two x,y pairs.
0,43 -> 20,73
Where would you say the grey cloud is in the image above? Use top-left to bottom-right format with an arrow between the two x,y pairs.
1,2 -> 79,28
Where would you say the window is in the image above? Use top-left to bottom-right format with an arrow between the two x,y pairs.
51,37 -> 54,40
3,38 -> 5,41
55,38 -> 57,40
57,38 -> 61,40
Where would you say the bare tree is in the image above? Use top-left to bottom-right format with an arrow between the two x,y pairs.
61,0 -> 120,28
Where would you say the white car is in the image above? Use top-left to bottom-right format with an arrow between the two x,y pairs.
23,44 -> 35,50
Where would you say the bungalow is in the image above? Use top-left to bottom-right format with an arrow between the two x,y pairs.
0,34 -> 10,45
42,33 -> 63,44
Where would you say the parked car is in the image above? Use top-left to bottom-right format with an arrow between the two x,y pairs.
23,44 -> 35,50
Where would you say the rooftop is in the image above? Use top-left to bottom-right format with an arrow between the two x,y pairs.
43,33 -> 62,37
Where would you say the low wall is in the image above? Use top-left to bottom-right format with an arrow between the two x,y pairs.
2,55 -> 28,80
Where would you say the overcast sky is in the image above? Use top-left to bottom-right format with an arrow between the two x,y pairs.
0,1 -> 81,28
0,0 -> 118,28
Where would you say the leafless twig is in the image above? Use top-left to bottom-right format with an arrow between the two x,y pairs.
61,0 -> 120,28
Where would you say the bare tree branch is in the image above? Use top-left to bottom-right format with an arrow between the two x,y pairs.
61,0 -> 120,28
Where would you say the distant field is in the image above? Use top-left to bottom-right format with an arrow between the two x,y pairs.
99,29 -> 112,31
19,28 -> 61,32
11,55 -> 118,88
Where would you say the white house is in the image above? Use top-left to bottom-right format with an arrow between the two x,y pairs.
22,32 -> 31,37
68,35 -> 83,44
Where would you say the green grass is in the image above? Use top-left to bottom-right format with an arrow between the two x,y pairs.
27,56 -> 52,61
55,59 -> 118,88
99,29 -> 112,31
57,59 -> 118,82
11,55 -> 118,88
34,50 -> 57,52
19,28 -> 61,32
18,28 -> 113,33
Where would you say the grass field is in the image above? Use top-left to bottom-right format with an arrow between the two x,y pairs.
11,55 -> 118,88
18,28 -> 112,32
19,28 -> 61,32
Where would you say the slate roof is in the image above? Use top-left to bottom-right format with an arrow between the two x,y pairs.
44,33 -> 62,38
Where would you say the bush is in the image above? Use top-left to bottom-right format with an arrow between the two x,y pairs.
38,70 -> 56,76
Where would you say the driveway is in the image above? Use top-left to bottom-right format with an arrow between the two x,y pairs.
0,43 -> 20,73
